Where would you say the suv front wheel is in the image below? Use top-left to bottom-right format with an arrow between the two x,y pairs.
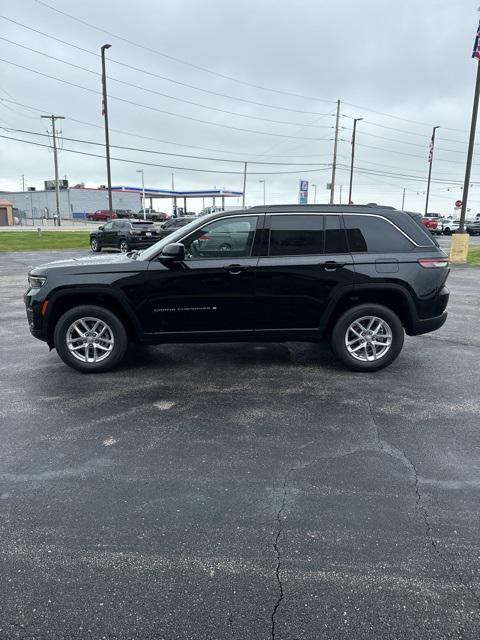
330,304 -> 404,372
53,305 -> 128,373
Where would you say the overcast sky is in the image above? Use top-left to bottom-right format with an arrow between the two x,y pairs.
1,0 -> 479,213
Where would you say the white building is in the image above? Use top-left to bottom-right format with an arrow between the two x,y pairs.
0,186 -> 142,220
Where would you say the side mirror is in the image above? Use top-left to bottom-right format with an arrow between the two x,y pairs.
159,242 -> 185,264
98,225 -> 104,231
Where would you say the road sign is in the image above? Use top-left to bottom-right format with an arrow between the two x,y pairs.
455,200 -> 463,208
298,180 -> 309,204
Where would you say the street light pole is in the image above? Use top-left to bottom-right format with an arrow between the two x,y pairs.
101,44 -> 113,213
348,117 -> 363,204
41,114 -> 65,226
311,183 -> 317,204
136,169 -> 145,220
258,179 -> 265,205
425,125 -> 440,216
401,187 -> 406,210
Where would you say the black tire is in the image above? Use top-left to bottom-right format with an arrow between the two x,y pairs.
90,237 -> 101,252
53,305 -> 128,373
119,239 -> 129,253
219,243 -> 232,252
443,228 -> 451,236
330,304 -> 404,372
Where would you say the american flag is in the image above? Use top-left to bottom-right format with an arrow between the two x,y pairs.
428,133 -> 434,164
473,20 -> 480,60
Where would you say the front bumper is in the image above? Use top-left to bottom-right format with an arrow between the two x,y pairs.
24,292 -> 47,342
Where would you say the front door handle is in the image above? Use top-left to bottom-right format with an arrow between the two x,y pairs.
223,264 -> 249,275
320,261 -> 346,271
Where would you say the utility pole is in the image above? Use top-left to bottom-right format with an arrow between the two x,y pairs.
312,183 -> 317,204
242,162 -> 247,208
171,172 -> 177,216
330,99 -> 341,204
401,188 -> 406,210
339,184 -> 343,204
348,117 -> 363,204
459,59 -> 480,232
21,174 -> 25,192
424,125 -> 440,216
259,179 -> 266,205
41,114 -> 65,226
101,44 -> 113,212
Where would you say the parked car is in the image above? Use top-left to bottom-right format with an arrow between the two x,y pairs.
25,204 -> 449,374
87,210 -> 117,222
421,217 -> 439,234
136,208 -> 168,222
440,219 -> 460,235
114,209 -> 134,219
157,215 -> 198,239
89,219 -> 162,253
466,220 -> 480,235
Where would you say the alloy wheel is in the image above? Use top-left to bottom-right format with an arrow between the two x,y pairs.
66,317 -> 115,363
345,315 -> 393,362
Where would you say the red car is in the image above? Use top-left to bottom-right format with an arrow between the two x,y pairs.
87,210 -> 117,222
421,217 -> 439,233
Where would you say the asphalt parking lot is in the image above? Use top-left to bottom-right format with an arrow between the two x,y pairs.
1,250 -> 480,640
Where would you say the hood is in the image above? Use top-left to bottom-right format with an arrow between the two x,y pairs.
30,252 -> 147,276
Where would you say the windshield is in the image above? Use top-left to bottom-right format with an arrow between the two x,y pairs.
139,217 -> 207,260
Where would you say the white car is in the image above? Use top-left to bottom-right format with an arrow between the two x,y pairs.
440,219 -> 460,235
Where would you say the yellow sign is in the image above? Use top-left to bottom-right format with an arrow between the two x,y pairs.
450,233 -> 469,264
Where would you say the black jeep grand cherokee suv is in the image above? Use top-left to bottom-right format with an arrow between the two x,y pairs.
25,205 -> 449,373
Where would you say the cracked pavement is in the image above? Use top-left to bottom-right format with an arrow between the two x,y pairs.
0,250 -> 480,639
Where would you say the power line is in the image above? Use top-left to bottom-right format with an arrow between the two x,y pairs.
0,16 -> 335,118
32,0 -> 337,104
0,57 -> 333,141
0,132 -> 334,175
0,125 -> 333,166
26,2 -> 471,135
0,96 -> 334,159
0,37 -> 335,129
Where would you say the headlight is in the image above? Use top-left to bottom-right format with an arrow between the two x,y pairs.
28,275 -> 47,289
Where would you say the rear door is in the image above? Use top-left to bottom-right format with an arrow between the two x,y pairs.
254,213 -> 355,332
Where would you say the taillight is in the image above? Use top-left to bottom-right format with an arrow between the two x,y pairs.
129,230 -> 142,235
199,235 -> 209,240
418,258 -> 449,268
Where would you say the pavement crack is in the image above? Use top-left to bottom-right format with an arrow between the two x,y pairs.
271,467 -> 293,640
365,398 -> 480,609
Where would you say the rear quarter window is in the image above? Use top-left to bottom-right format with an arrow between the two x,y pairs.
344,215 -> 414,253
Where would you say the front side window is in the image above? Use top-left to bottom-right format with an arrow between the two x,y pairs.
344,215 -> 414,252
182,216 -> 258,259
269,215 -> 324,256
102,221 -> 114,231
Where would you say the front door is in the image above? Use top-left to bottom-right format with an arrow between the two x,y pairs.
254,213 -> 355,332
142,215 -> 262,334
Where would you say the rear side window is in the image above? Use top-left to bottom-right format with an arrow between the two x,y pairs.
269,215 -> 324,256
344,215 -> 414,252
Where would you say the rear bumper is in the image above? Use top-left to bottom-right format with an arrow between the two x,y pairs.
408,311 -> 447,336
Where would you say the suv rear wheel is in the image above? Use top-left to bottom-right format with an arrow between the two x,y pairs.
330,304 -> 404,372
53,305 -> 128,373
119,239 -> 129,253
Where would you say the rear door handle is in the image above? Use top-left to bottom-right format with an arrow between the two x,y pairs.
319,260 -> 346,271
223,264 -> 249,275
